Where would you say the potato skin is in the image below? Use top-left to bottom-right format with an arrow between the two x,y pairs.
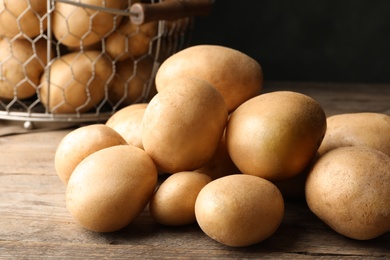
66,145 -> 158,232
149,171 -> 211,226
195,174 -> 284,247
155,45 -> 263,112
305,146 -> 390,240
318,112 -> 390,156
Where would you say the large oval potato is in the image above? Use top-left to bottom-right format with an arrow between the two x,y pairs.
155,45 -> 263,112
318,112 -> 390,156
0,37 -> 51,100
0,0 -> 47,39
52,0 -> 127,47
39,51 -> 113,114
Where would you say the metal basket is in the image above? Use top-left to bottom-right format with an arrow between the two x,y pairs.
0,0 -> 211,131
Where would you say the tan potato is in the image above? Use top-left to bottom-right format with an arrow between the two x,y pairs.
108,57 -> 155,106
155,45 -> 263,112
52,0 -> 127,47
226,91 -> 326,182
55,124 -> 127,185
39,50 -> 113,114
195,130 -> 240,180
0,0 -> 47,39
318,112 -> 390,156
142,77 -> 228,173
195,174 -> 284,247
105,103 -> 148,148
66,145 -> 158,232
305,146 -> 390,240
149,171 -> 211,226
105,17 -> 158,61
0,37 -> 51,100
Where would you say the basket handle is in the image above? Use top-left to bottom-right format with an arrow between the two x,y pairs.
130,0 -> 214,25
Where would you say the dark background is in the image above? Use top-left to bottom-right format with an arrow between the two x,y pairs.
190,0 -> 390,83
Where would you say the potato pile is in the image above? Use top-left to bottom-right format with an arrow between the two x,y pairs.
0,0 -> 188,112
54,44 -> 390,246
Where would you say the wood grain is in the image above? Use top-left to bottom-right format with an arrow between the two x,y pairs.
0,82 -> 389,259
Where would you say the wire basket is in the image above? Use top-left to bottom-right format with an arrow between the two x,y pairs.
0,0 -> 212,130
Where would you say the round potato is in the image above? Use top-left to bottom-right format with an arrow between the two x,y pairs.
305,146 -> 390,240
39,51 -> 113,114
105,103 -> 147,148
66,145 -> 158,232
0,0 -> 47,39
155,45 -> 263,112
149,171 -> 211,226
52,0 -> 127,47
318,112 -> 390,156
0,37 -> 51,100
195,174 -> 284,247
142,77 -> 228,173
226,91 -> 326,182
55,124 -> 127,185
105,17 -> 158,61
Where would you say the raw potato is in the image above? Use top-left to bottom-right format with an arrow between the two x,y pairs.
66,145 -> 158,233
226,91 -> 326,182
0,0 -> 47,39
105,17 -> 158,61
105,103 -> 148,148
155,45 -> 263,112
195,174 -> 284,247
39,51 -> 113,114
142,77 -> 228,173
52,0 -> 127,47
305,146 -> 390,240
55,124 -> 127,185
318,112 -> 390,156
149,171 -> 212,226
108,57 -> 155,106
0,37 -> 51,100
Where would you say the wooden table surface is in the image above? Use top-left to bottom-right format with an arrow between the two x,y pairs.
1,82 -> 389,259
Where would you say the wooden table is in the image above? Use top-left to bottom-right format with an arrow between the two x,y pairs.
1,82 -> 389,259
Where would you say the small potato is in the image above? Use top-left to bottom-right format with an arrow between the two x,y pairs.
142,77 -> 228,173
305,146 -> 390,240
105,17 -> 158,61
39,51 -> 113,114
105,103 -> 147,148
66,145 -> 158,233
0,0 -> 47,39
155,45 -> 263,112
52,0 -> 127,47
0,37 -> 51,100
108,57 -> 155,106
149,171 -> 211,226
55,124 -> 127,185
195,174 -> 284,247
318,112 -> 390,156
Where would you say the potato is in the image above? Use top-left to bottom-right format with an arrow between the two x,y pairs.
66,145 -> 157,232
52,0 -> 127,48
108,57 -> 155,106
105,17 -> 158,61
318,112 -> 390,156
142,77 -> 228,173
226,91 -> 326,182
305,146 -> 390,240
39,51 -> 113,114
105,103 -> 147,148
55,124 -> 127,185
149,171 -> 211,226
0,0 -> 47,39
195,174 -> 284,247
0,37 -> 51,100
155,45 -> 263,112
